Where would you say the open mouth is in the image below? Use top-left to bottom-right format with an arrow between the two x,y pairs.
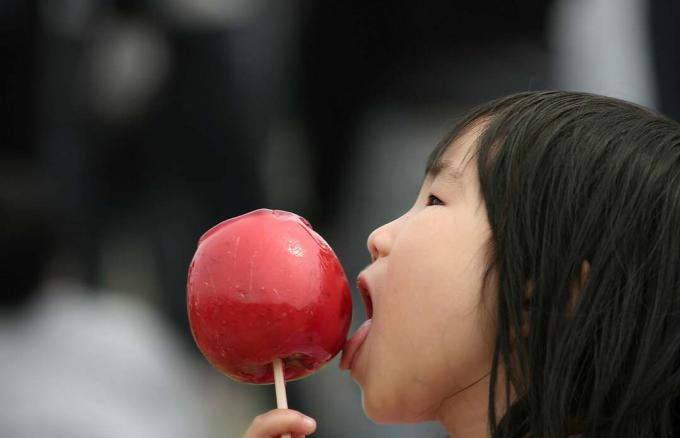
340,275 -> 374,371
357,276 -> 373,319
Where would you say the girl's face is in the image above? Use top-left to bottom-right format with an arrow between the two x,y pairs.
349,126 -> 498,423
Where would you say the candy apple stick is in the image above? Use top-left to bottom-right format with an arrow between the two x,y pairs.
273,358 -> 291,438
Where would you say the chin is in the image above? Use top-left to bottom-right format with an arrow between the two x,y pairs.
361,387 -> 431,424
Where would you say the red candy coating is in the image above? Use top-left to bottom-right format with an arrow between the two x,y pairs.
187,209 -> 352,384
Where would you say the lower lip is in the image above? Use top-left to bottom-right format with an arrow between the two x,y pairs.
340,318 -> 372,370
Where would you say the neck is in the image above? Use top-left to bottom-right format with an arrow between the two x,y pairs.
436,369 -> 512,438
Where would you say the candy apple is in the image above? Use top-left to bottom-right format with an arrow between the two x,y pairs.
187,209 -> 352,384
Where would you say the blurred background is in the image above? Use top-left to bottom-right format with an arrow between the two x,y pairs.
1,0 -> 677,437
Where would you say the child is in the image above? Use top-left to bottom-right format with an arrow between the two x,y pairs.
244,91 -> 680,438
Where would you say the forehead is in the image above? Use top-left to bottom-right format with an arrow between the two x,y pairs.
426,123 -> 484,180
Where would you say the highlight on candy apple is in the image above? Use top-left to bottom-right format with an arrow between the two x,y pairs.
187,209 -> 353,384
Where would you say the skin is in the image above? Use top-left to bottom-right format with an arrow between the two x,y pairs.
243,409 -> 316,438
245,125 -> 502,437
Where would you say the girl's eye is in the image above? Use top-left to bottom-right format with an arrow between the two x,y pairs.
427,194 -> 444,206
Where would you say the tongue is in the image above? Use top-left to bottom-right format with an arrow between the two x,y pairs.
339,319 -> 372,370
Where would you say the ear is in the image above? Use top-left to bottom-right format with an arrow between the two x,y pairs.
520,260 -> 590,338
520,280 -> 534,338
568,260 -> 591,313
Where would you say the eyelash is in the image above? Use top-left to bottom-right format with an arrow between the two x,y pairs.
427,194 -> 444,206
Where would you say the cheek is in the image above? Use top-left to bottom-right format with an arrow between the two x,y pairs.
387,212 -> 491,317
380,219 -> 493,353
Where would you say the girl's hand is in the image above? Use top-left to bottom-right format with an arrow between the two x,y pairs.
243,409 -> 317,438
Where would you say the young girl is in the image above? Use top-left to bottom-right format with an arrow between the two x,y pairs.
244,91 -> 680,438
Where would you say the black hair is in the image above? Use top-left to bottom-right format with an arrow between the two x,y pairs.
427,91 -> 680,437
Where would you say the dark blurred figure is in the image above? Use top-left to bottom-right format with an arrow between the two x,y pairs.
0,1 -> 41,304
0,2 -> 267,435
0,1 -> 35,163
0,3 -> 217,423
650,0 -> 680,121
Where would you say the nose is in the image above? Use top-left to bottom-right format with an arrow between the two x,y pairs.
367,219 -> 397,261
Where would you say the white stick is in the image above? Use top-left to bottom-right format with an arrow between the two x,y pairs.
273,358 -> 291,438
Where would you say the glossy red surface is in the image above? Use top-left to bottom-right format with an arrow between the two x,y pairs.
187,209 -> 352,384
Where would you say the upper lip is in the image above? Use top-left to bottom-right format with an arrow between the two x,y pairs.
357,274 -> 373,319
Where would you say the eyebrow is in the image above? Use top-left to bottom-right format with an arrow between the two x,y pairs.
425,159 -> 464,182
